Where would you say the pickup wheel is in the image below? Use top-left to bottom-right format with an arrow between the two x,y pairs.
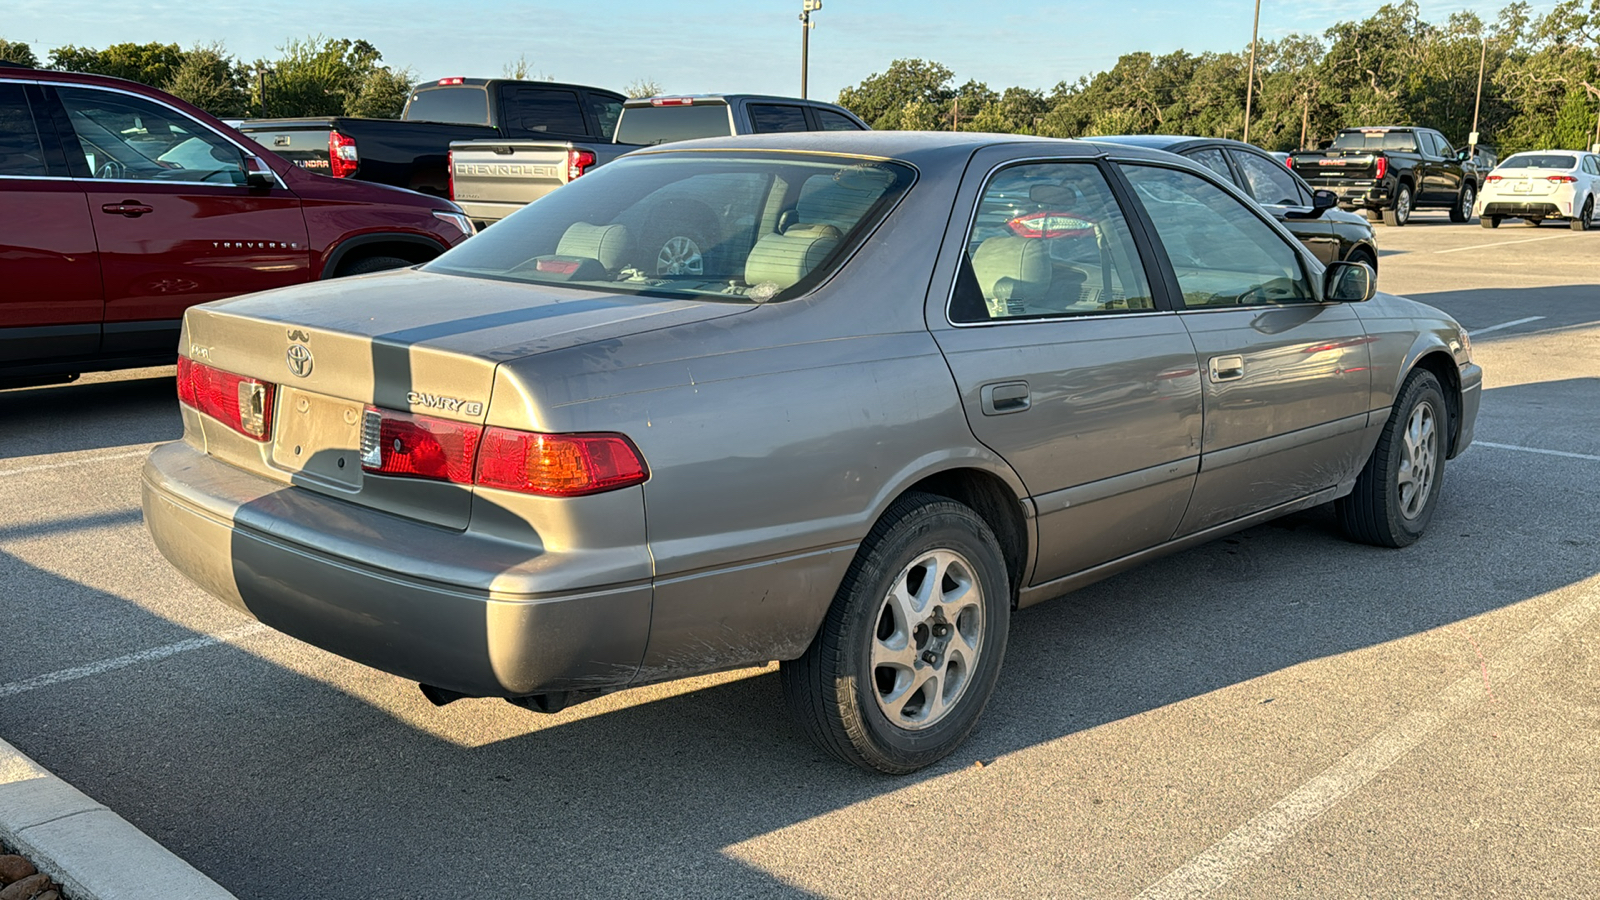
1346,248 -> 1377,272
781,492 -> 1010,774
1570,197 -> 1593,231
1449,183 -> 1475,223
1381,183 -> 1413,227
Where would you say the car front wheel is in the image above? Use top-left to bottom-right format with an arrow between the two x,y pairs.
1337,369 -> 1448,548
781,493 -> 1010,774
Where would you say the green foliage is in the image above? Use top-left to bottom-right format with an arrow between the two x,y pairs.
834,2 -> 1600,155
49,42 -> 186,86
347,67 -> 414,119
255,37 -> 397,117
0,38 -> 38,67
624,78 -> 663,99
164,44 -> 249,117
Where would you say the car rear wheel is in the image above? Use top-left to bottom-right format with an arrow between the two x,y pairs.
1337,369 -> 1447,548
1570,197 -> 1593,231
1381,183 -> 1413,227
1480,215 -> 1501,229
781,492 -> 1010,774
1527,217 -> 1543,227
1449,183 -> 1475,223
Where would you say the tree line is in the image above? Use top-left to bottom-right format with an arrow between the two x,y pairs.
838,0 -> 1600,155
0,35 -> 414,119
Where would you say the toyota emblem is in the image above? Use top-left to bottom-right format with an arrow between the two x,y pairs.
285,343 -> 313,378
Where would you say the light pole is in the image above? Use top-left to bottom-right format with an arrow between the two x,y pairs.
1469,33 -> 1487,152
1243,0 -> 1262,144
800,0 -> 821,100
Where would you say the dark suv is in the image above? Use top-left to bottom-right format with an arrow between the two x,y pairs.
0,65 -> 473,385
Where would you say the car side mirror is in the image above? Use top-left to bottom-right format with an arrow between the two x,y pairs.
244,155 -> 276,189
1325,260 -> 1375,303
1288,189 -> 1338,220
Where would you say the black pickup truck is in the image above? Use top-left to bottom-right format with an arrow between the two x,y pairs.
1288,126 -> 1479,226
236,78 -> 625,197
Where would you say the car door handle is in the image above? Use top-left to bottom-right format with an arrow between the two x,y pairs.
1209,355 -> 1245,382
101,202 -> 153,217
980,381 -> 1030,415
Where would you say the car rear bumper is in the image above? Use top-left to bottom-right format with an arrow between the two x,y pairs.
141,441 -> 652,698
1311,181 -> 1390,210
1481,201 -> 1564,219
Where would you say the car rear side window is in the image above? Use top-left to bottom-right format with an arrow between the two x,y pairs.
815,109 -> 864,131
1120,164 -> 1314,309
749,104 -> 809,133
500,88 -> 587,136
55,87 -> 246,185
949,162 -> 1153,324
405,86 -> 490,125
1185,147 -> 1231,180
1231,149 -> 1311,207
590,96 -> 623,141
0,83 -> 47,177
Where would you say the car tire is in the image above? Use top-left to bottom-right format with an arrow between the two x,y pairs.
1527,217 -> 1543,227
1336,369 -> 1448,549
1449,183 -> 1475,223
1381,183 -> 1413,227
337,256 -> 412,277
781,492 -> 1010,774
1481,215 -> 1500,229
1346,248 -> 1378,273
1570,197 -> 1593,231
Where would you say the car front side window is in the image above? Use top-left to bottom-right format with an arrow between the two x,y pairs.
1120,163 -> 1315,309
950,161 -> 1154,323
55,87 -> 246,185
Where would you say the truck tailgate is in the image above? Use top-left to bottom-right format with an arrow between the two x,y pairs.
1293,152 -> 1382,181
450,141 -> 578,226
238,121 -> 335,176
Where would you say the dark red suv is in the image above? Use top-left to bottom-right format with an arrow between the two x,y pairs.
0,65 -> 474,384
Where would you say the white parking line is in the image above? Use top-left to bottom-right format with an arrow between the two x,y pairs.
1468,316 -> 1545,336
0,623 -> 268,699
1476,441 -> 1600,462
0,447 -> 152,477
1434,234 -> 1579,254
1137,577 -> 1600,899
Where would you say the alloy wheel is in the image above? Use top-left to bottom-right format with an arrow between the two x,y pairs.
656,236 -> 704,276
869,548 -> 985,730
1397,401 -> 1438,520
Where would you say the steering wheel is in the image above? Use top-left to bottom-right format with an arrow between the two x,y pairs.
95,159 -> 128,179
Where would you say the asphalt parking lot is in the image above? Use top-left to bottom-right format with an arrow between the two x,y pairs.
2,209 -> 1597,899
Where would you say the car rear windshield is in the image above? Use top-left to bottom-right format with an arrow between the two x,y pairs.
404,86 -> 490,125
425,152 -> 916,303
1500,153 -> 1576,170
614,104 -> 733,146
1329,131 -> 1417,152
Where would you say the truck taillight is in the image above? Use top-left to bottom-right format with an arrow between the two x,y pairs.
1284,156 -> 1293,168
1375,157 -> 1387,180
360,408 -> 480,484
476,430 -> 648,497
358,407 -> 649,497
329,130 -> 359,178
447,148 -> 455,200
567,148 -> 596,181
176,357 -> 275,441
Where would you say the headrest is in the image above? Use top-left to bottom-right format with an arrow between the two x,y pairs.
796,175 -> 880,232
744,227 -> 841,291
555,222 -> 630,271
970,236 -> 1053,305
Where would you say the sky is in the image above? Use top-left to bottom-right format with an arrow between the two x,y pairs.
4,0 -> 1551,102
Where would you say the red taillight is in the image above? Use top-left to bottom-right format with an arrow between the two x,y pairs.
447,148 -> 455,200
438,77 -> 466,85
328,130 -> 359,178
567,148 -> 596,181
360,408 -> 480,484
176,357 -> 275,441
1484,174 -> 1502,183
1284,156 -> 1293,168
1547,174 -> 1577,183
650,97 -> 694,106
1375,157 -> 1387,180
357,407 -> 649,497
1007,211 -> 1097,239
476,430 -> 648,497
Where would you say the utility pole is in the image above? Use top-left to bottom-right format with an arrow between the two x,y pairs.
1243,0 -> 1262,144
1470,33 -> 1487,151
800,0 -> 821,100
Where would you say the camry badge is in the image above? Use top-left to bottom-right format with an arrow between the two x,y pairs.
285,343 -> 314,378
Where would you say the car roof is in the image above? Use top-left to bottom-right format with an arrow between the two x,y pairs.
1088,134 -> 1280,155
624,130 -> 1195,170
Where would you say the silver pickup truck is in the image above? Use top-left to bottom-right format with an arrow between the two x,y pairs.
449,93 -> 867,228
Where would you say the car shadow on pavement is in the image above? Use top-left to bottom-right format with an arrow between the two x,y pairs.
0,370 -> 180,459
4,380 -> 1596,898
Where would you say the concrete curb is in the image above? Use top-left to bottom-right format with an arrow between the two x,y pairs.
0,738 -> 237,900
